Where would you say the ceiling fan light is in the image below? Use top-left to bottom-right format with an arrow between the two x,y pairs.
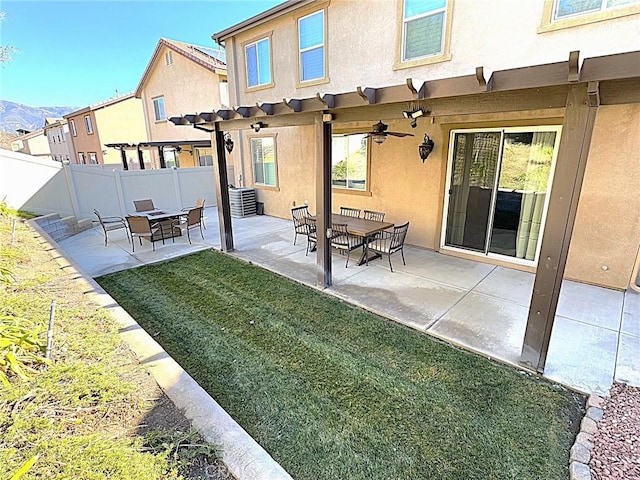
372,133 -> 386,144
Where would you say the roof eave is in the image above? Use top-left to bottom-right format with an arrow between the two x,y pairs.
212,0 -> 312,43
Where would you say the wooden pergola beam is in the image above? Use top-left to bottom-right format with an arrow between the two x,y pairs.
213,123 -> 234,252
315,112 -> 332,288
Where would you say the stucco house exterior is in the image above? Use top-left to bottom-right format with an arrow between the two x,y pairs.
172,0 -> 639,371
132,38 -> 228,169
43,118 -> 73,163
11,128 -> 52,160
64,93 -> 147,167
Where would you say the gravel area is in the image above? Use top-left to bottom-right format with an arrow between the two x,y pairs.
590,383 -> 640,479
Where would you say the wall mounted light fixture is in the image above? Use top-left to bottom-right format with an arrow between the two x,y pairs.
224,132 -> 234,154
403,108 -> 424,129
250,122 -> 263,132
419,134 -> 435,162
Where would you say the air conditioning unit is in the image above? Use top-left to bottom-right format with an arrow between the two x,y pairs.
229,187 -> 256,218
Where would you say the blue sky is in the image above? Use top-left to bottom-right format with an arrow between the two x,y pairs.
0,0 -> 283,108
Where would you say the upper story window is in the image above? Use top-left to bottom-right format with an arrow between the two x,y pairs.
78,152 -> 85,164
57,135 -> 61,143
554,0 -> 639,19
165,50 -> 173,65
402,0 -> 447,62
51,135 -> 56,144
332,133 -> 369,192
250,136 -> 277,187
70,119 -> 77,136
153,97 -> 166,122
84,115 -> 93,134
245,37 -> 272,88
88,152 -> 98,164
298,10 -> 325,83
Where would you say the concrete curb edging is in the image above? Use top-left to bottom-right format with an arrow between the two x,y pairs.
27,219 -> 293,480
569,394 -> 604,480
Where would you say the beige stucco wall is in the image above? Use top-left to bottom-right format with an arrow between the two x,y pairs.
67,111 -> 101,164
94,97 -> 147,165
140,44 -> 225,145
226,0 -> 640,107
565,103 -> 640,290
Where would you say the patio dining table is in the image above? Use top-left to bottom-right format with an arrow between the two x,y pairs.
130,209 -> 186,242
311,213 -> 394,265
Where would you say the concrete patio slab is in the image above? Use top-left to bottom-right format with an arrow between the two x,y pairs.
429,292 -> 528,366
557,280 -> 624,331
621,290 -> 640,337
474,266 -> 535,307
614,333 -> 640,386
544,316 -> 618,395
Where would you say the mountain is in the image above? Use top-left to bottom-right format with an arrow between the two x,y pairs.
0,100 -> 79,134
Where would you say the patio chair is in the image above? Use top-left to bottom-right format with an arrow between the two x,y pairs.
366,222 -> 410,272
330,223 -> 364,268
125,215 -> 164,252
133,199 -> 155,212
340,206 -> 361,218
94,209 -> 129,247
171,207 -> 204,244
182,198 -> 206,229
305,217 -> 317,256
363,210 -> 385,222
291,205 -> 312,245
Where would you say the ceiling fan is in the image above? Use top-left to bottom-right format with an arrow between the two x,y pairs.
366,120 -> 414,144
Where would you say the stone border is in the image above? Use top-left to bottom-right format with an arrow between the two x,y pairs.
569,394 -> 604,480
27,219 -> 293,480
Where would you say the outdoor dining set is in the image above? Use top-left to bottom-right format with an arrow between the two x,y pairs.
93,198 -> 206,252
291,205 -> 410,272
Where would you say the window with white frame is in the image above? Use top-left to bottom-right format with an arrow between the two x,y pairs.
298,10 -> 325,82
402,0 -> 447,61
554,0 -> 639,19
245,37 -> 272,88
88,152 -> 98,164
250,137 -> 277,186
78,152 -> 85,164
153,97 -> 166,121
70,119 -> 77,136
196,148 -> 213,166
84,115 -> 93,134
331,134 -> 369,191
165,50 -> 173,65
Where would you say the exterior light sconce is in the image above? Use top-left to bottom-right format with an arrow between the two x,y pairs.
224,133 -> 234,154
250,122 -> 263,132
419,134 -> 435,163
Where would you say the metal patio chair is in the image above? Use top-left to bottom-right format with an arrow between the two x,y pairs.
330,223 -> 364,268
133,199 -> 155,212
182,197 -> 206,229
305,217 -> 317,256
339,206 -> 361,218
94,209 -> 129,247
125,215 -> 164,252
366,222 -> 410,272
363,210 -> 385,222
291,205 -> 312,245
172,207 -> 204,244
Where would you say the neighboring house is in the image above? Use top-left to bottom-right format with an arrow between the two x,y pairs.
11,128 -> 52,160
169,0 -> 640,371
133,37 -> 228,169
64,93 -> 147,168
43,118 -> 73,163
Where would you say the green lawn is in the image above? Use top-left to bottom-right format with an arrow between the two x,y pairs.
98,250 -> 585,480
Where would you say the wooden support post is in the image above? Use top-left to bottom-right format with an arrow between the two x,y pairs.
315,112 -> 332,288
213,123 -> 234,252
158,147 -> 166,169
520,82 -> 599,372
120,148 -> 128,170
137,146 -> 145,170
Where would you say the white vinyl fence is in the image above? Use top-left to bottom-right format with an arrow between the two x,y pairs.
0,149 -> 219,219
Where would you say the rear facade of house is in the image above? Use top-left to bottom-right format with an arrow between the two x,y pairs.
209,0 -> 639,292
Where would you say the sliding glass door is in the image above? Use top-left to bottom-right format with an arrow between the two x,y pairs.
443,127 -> 560,263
